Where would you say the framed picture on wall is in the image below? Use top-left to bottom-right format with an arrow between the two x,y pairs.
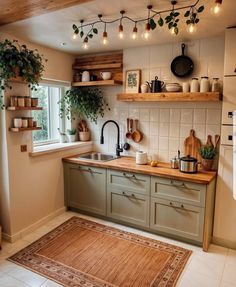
125,69 -> 141,93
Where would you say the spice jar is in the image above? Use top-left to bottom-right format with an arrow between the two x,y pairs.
27,117 -> 34,127
190,78 -> 199,92
200,76 -> 210,92
10,96 -> 18,107
14,118 -> 22,128
17,96 -> 25,107
25,97 -> 31,107
31,98 -> 38,107
22,117 -> 28,128
211,78 -> 221,92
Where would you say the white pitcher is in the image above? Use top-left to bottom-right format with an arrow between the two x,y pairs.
81,71 -> 90,82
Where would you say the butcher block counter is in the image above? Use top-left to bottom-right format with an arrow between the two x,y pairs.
63,155 -> 216,184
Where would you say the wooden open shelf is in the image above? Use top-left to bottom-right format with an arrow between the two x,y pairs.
73,63 -> 122,70
9,127 -> 42,132
117,92 -> 222,102
7,106 -> 43,111
72,80 -> 123,87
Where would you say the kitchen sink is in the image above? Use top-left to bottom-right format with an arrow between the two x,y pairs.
78,152 -> 119,162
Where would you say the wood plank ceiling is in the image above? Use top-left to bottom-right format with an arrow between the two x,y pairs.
0,0 -> 92,26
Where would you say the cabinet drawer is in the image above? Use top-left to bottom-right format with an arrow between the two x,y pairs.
151,177 -> 206,207
107,170 -> 150,195
107,188 -> 149,227
150,198 -> 204,242
221,125 -> 233,146
222,77 -> 236,125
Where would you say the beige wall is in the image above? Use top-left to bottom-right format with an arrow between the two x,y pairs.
0,33 -> 93,241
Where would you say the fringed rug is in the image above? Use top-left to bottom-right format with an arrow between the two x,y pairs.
9,216 -> 192,287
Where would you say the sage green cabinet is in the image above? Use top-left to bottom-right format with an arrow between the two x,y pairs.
107,189 -> 150,227
150,197 -> 204,242
64,164 -> 106,216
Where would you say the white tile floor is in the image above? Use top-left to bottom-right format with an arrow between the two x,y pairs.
0,211 -> 235,287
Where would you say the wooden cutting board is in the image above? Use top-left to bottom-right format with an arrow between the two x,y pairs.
184,129 -> 202,161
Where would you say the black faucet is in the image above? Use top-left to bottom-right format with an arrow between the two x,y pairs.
100,120 -> 123,157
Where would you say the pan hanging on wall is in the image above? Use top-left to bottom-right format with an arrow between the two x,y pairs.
171,43 -> 194,78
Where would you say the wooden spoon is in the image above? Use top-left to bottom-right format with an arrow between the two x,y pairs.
206,135 -> 214,147
214,135 -> 220,149
131,119 -> 143,143
126,118 -> 133,139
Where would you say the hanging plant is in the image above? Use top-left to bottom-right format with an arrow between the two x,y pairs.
59,87 -> 109,123
184,5 -> 204,26
165,10 -> 180,35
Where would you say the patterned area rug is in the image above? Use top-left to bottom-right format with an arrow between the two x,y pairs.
9,217 -> 192,287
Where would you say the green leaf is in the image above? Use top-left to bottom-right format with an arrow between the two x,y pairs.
158,17 -> 164,26
72,24 -> 77,30
80,31 -> 84,38
149,18 -> 156,30
184,10 -> 190,17
93,28 -> 98,34
174,12 -> 180,17
186,19 -> 191,25
165,15 -> 172,23
195,18 -> 200,24
174,27 -> 179,35
88,34 -> 93,38
168,22 -> 174,29
198,5 -> 204,13
74,28 -> 79,35
175,19 -> 180,23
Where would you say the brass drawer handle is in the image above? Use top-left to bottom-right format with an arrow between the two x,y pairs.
181,204 -> 185,209
169,202 -> 173,206
170,180 -> 186,188
122,191 -> 136,198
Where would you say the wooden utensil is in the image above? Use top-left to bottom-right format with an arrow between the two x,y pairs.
126,118 -> 133,139
184,129 -> 201,161
131,119 -> 143,143
214,135 -> 220,149
206,135 -> 214,147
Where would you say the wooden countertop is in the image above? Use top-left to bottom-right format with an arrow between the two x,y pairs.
63,155 -> 216,184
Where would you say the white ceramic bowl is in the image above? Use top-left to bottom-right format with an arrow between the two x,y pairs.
100,72 -> 112,80
165,83 -> 181,92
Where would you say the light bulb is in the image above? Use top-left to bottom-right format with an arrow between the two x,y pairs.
118,24 -> 124,39
82,41 -> 89,50
187,23 -> 197,34
72,33 -> 78,40
102,31 -> 108,45
170,26 -> 176,35
132,26 -> 138,40
211,3 -> 222,15
142,23 -> 151,40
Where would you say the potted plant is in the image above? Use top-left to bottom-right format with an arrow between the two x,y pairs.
59,87 -> 109,123
67,128 -> 77,143
199,145 -> 216,171
0,39 -> 47,108
57,128 -> 67,143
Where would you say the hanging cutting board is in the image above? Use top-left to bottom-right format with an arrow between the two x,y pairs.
184,129 -> 201,161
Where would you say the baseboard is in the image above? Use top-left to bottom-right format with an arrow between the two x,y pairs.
2,206 -> 66,243
212,236 -> 236,250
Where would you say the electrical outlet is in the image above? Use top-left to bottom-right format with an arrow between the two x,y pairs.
20,145 -> 27,152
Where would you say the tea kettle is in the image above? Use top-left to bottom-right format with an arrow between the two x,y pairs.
146,76 -> 164,93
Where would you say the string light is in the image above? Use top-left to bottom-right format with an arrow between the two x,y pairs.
142,5 -> 152,40
211,0 -> 223,15
132,22 -> 138,40
118,10 -> 125,39
82,37 -> 89,49
72,33 -> 78,40
102,23 -> 108,45
187,23 -> 197,33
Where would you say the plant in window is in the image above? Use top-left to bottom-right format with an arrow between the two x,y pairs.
59,87 -> 109,123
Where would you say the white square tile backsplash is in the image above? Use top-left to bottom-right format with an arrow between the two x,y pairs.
90,37 -> 223,162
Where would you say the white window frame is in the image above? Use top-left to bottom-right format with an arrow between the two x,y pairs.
32,80 -> 70,147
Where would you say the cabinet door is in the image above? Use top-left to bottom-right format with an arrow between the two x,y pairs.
224,28 -> 236,76
214,146 -> 236,243
65,164 -> 106,216
150,197 -> 204,242
107,189 -> 149,227
222,77 -> 236,125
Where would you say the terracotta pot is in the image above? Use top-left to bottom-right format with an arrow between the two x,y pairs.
12,66 -> 20,77
79,131 -> 90,142
201,159 -> 214,171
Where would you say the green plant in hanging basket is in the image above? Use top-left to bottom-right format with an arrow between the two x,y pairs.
199,145 -> 216,160
59,87 -> 109,123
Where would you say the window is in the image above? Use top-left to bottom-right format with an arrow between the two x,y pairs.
32,84 -> 66,145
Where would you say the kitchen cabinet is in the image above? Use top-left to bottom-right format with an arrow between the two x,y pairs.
64,163 -> 106,216
224,28 -> 236,76
222,77 -> 236,125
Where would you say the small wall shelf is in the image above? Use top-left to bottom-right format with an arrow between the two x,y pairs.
117,92 -> 222,102
72,63 -> 122,70
72,80 -> 122,87
7,107 -> 43,111
9,127 -> 42,132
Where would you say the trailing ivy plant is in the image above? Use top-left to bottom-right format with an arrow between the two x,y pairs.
184,5 -> 204,26
59,87 -> 109,123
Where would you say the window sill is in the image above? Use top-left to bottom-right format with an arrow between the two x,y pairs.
29,141 -> 93,157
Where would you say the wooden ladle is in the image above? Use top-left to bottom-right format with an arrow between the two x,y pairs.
126,118 -> 133,139
131,119 -> 143,143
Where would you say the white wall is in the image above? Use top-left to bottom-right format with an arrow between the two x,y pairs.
89,37 -> 224,162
